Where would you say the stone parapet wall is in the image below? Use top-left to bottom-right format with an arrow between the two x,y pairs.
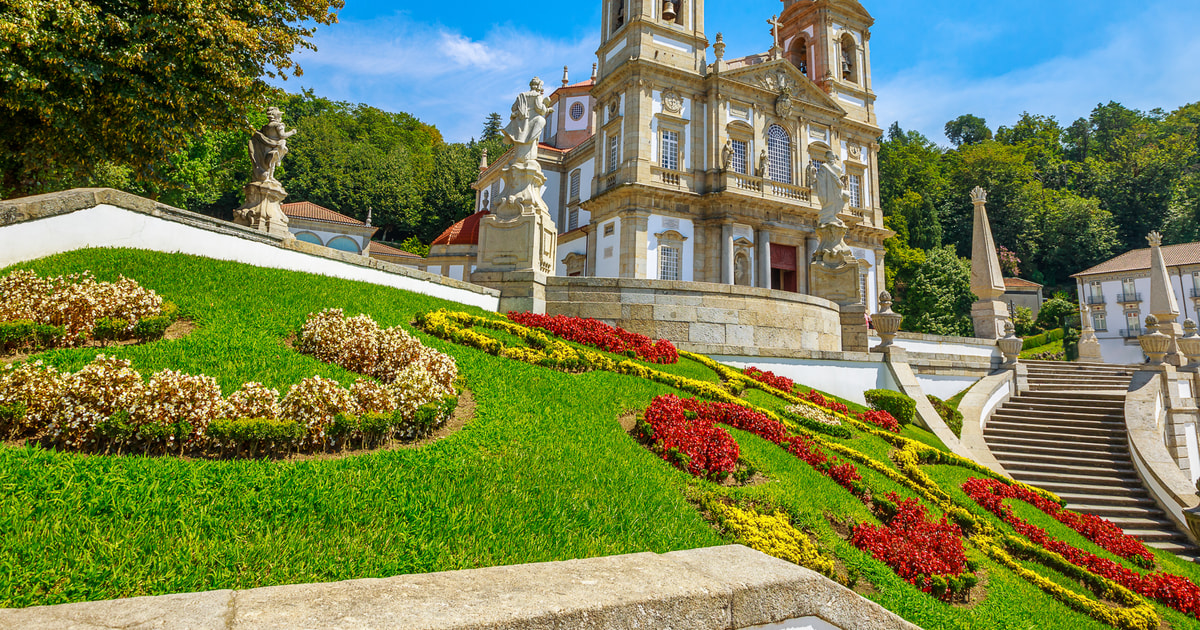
0,545 -> 920,630
545,277 -> 843,353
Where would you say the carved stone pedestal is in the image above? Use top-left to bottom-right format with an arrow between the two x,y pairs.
971,299 -> 1010,340
234,180 -> 290,238
810,261 -> 860,306
839,303 -> 869,353
476,211 -> 557,275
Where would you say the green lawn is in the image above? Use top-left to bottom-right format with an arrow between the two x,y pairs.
2,248 -> 1197,630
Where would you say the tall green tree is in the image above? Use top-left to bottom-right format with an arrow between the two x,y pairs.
481,113 -> 504,143
898,246 -> 975,336
0,0 -> 343,197
944,114 -> 993,147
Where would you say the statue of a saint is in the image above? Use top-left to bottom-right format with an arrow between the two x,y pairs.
734,253 -> 750,286
757,149 -> 769,178
503,77 -> 553,164
815,150 -> 850,225
721,139 -> 733,171
249,107 -> 297,184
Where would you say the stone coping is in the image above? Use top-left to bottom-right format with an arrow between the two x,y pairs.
869,330 -> 999,347
0,188 -> 499,299
0,545 -> 920,630
1125,370 -> 1200,541
956,370 -> 1013,475
546,276 -> 841,311
685,343 -> 880,362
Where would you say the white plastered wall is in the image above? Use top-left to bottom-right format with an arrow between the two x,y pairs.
0,204 -> 499,311
646,214 -> 695,282
595,217 -> 622,278
712,355 -> 898,406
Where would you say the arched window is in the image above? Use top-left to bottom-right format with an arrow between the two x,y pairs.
613,0 -> 624,30
294,231 -> 322,246
766,125 -> 792,184
840,34 -> 858,83
789,37 -> 808,76
326,236 -> 361,253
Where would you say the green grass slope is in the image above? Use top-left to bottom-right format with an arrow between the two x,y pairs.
1,248 -> 1197,630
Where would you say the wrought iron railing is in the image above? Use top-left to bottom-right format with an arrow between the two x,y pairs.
1116,292 -> 1142,303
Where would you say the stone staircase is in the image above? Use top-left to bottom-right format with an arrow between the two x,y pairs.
984,360 -> 1200,561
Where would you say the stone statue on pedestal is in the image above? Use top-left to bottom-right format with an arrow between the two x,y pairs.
475,77 -> 558,279
812,150 -> 855,267
234,107 -> 295,238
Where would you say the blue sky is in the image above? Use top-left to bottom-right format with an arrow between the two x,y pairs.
278,0 -> 1200,144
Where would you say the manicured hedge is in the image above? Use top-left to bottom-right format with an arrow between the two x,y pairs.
927,395 -> 964,437
0,320 -> 64,352
1022,327 -> 1065,350
864,389 -> 916,426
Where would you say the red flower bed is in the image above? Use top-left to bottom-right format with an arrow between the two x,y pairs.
804,389 -> 849,415
637,395 -> 739,479
742,366 -> 794,392
680,398 -> 790,444
851,493 -> 973,600
784,435 -> 863,495
858,410 -> 900,432
506,312 -> 678,363
963,477 -> 1200,618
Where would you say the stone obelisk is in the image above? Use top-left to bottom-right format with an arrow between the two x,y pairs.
969,187 -> 1009,339
1147,231 -> 1183,365
471,77 -> 559,313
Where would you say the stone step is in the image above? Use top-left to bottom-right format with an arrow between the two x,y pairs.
1071,503 -> 1163,519
987,436 -> 1130,455
1001,459 -> 1136,478
988,415 -> 1126,433
984,426 -> 1126,446
992,448 -> 1136,469
1024,359 -> 1137,371
984,420 -> 1123,439
1018,391 -> 1126,402
1103,516 -> 1179,531
1058,493 -> 1159,510
1146,540 -> 1200,561
1025,367 -> 1133,377
1009,469 -> 1142,488
1029,385 -> 1130,393
998,401 -> 1124,416
1031,477 -> 1147,494
1123,528 -> 1188,543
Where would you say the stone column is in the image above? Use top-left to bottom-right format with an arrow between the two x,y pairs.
619,210 -> 649,278
756,228 -> 772,289
1148,231 -> 1185,365
721,223 -> 734,284
968,187 -> 1010,339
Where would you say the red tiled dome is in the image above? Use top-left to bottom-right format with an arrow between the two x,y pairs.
432,210 -> 489,246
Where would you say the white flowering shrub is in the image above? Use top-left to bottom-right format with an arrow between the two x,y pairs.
280,376 -> 357,447
0,270 -> 166,345
784,403 -> 843,427
298,308 -> 458,392
0,361 -> 65,437
350,379 -> 396,415
225,382 -> 282,420
130,370 -> 225,447
389,364 -> 450,422
52,355 -> 146,448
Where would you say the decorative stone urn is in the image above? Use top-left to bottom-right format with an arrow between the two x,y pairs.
1140,315 -> 1171,365
1179,319 -> 1200,370
871,290 -> 902,351
997,320 -> 1023,365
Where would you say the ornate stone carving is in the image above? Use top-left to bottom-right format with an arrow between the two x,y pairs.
1140,314 -> 1171,365
1179,319 -> 1200,369
871,291 -> 902,351
662,89 -> 683,114
713,32 -> 726,61
721,139 -> 733,171
998,321 -> 1023,365
608,98 -> 620,118
234,107 -> 295,238
758,70 -> 793,93
812,150 -> 854,266
848,144 -> 862,160
775,86 -> 794,118
1077,303 -> 1104,361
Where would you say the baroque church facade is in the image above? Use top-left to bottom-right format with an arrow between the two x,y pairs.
425,0 -> 890,312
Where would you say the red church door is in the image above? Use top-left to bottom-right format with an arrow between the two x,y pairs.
770,244 -> 798,293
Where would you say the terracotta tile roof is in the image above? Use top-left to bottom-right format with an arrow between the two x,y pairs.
369,241 -> 424,261
1003,277 -> 1042,289
1072,242 -> 1200,277
281,201 -> 364,227
432,210 -> 489,247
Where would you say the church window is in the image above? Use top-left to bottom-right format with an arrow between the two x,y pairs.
840,34 -> 858,83
569,169 -> 581,200
613,0 -> 624,30
848,173 -> 862,207
766,125 -> 792,184
859,271 -> 869,304
790,37 -> 808,76
568,207 -> 579,231
731,140 -> 747,175
660,129 -> 679,171
660,245 -> 680,281
607,134 -> 620,173
569,102 -> 585,121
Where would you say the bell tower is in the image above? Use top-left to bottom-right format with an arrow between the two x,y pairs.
777,0 -> 875,124
596,0 -> 708,82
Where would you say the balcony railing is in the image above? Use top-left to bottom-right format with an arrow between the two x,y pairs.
1191,288 -> 1200,298
650,166 -> 692,191
1116,292 -> 1142,303
719,172 -> 813,205
1086,295 -> 1106,305
1120,327 -> 1142,339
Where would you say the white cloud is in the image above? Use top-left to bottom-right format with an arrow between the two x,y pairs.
285,14 -> 598,141
874,1 -> 1200,143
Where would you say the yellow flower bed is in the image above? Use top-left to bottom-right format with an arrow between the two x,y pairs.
708,501 -> 835,577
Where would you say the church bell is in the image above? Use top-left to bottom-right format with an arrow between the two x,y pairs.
662,0 -> 677,21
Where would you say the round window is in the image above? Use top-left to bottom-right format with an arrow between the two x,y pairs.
569,102 -> 585,121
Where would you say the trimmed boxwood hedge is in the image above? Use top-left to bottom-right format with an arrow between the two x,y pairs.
927,395 -> 964,437
864,389 -> 916,426
1022,328 -> 1065,350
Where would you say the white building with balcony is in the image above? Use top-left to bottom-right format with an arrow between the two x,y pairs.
1073,241 -> 1200,364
